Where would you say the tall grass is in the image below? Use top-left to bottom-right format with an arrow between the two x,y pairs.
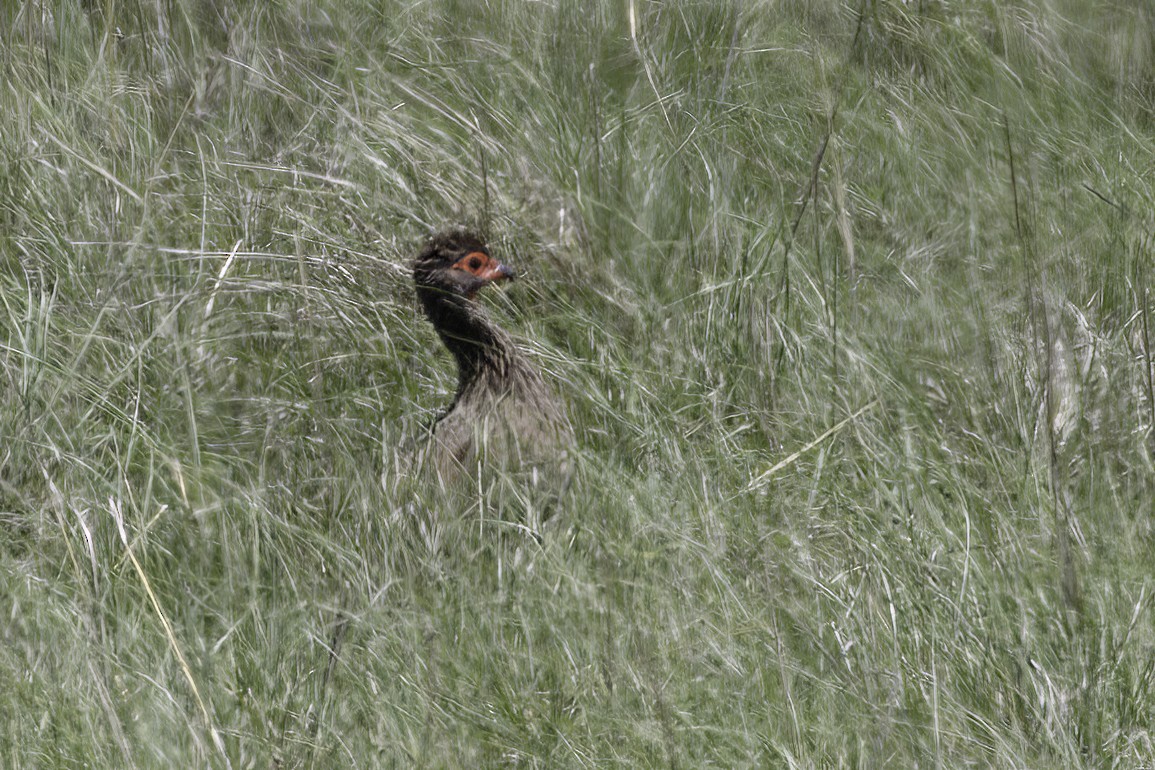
2,0 -> 1154,766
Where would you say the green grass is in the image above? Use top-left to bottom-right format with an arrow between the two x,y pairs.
2,0 -> 1155,766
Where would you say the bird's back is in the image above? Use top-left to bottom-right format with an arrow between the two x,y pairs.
424,354 -> 574,513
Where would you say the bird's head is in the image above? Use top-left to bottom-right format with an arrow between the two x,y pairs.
414,230 -> 515,301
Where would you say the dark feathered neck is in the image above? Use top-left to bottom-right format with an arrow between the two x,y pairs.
417,285 -> 520,395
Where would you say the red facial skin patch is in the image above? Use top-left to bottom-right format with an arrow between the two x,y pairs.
453,251 -> 513,283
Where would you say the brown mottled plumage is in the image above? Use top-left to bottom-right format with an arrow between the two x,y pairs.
413,230 -> 573,515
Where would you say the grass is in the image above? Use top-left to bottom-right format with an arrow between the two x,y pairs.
2,0 -> 1155,766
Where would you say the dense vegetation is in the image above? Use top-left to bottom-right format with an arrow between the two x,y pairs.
2,0 -> 1154,766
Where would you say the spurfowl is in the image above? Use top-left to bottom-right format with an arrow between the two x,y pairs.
413,230 -> 573,517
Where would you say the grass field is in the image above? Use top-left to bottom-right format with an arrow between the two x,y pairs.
3,0 -> 1155,766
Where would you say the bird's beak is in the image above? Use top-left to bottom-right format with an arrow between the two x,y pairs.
480,261 -> 515,283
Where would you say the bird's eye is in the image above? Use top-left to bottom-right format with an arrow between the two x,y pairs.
453,251 -> 490,274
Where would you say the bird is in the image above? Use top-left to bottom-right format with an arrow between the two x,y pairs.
412,229 -> 574,521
